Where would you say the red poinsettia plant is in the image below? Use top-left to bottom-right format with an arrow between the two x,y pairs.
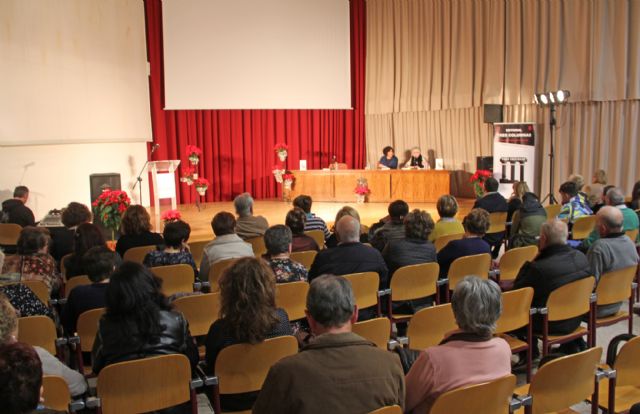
282,172 -> 295,182
354,185 -> 371,195
194,177 -> 209,196
186,145 -> 202,164
92,189 -> 131,239
470,169 -> 493,197
274,143 -> 289,152
161,209 -> 182,223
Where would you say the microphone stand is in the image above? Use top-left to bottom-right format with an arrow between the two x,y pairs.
133,145 -> 158,204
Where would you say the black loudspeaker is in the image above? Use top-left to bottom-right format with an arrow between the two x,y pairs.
483,104 -> 503,124
476,156 -> 494,172
89,173 -> 121,204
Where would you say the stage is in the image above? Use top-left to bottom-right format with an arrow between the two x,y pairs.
150,198 -> 477,242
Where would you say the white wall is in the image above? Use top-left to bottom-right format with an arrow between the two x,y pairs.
0,142 -> 150,220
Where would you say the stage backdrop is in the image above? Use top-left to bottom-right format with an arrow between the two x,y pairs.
144,0 -> 366,204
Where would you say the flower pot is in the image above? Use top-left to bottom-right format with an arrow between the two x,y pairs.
277,150 -> 288,162
356,194 -> 366,204
196,187 -> 207,196
283,179 -> 293,190
189,155 -> 200,165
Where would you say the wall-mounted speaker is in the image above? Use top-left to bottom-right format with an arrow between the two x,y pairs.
89,173 -> 121,203
476,156 -> 494,172
483,104 -> 503,124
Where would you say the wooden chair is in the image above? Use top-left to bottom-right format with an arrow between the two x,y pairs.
95,354 -> 197,414
21,279 -> 50,305
188,239 -> 211,270
431,374 -> 516,414
388,263 -> 440,322
625,228 -> 638,243
42,375 -> 71,412
536,276 -> 595,356
571,215 -> 597,240
75,307 -> 106,374
0,222 -> 22,246
444,253 -> 491,301
596,336 -> 640,413
246,236 -> 267,258
174,292 -> 220,360
290,250 -> 317,270
487,211 -> 508,235
368,405 -> 402,414
343,272 -> 382,316
60,252 -> 73,279
544,204 -> 561,219
208,258 -> 237,292
275,281 -> 309,321
151,264 -> 196,296
494,246 -> 538,289
64,275 -> 91,298
17,315 -> 59,356
406,303 -> 457,350
513,347 -> 602,414
495,287 -> 535,381
434,233 -> 464,253
591,266 -> 637,345
122,245 -> 156,264
304,229 -> 326,249
353,317 -> 391,349
211,336 -> 298,414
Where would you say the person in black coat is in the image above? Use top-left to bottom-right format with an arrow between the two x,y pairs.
115,205 -> 164,258
473,177 -> 508,258
383,209 -> 437,276
49,202 -> 93,263
1,186 -> 35,227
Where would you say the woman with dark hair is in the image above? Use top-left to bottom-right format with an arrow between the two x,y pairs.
204,257 -> 292,411
2,227 -> 61,295
115,205 -> 163,258
430,195 -> 464,242
437,209 -> 491,278
92,262 -> 198,374
49,202 -> 92,263
62,223 -> 105,279
509,192 -> 547,248
378,146 -> 398,169
264,225 -> 308,283
384,209 -> 437,276
285,208 -> 319,252
143,220 -> 198,279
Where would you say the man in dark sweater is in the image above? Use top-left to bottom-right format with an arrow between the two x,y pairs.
473,177 -> 508,257
1,186 -> 35,227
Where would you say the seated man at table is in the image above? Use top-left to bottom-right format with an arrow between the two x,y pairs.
369,199 -> 409,251
473,177 -> 507,258
233,192 -> 269,240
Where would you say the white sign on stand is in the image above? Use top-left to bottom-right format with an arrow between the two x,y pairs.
492,123 -> 537,199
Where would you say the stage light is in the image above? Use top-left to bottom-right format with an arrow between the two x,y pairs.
534,90 -> 570,106
539,93 -> 549,105
555,90 -> 570,103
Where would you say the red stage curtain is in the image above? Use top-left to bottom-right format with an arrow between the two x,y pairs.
144,0 -> 366,204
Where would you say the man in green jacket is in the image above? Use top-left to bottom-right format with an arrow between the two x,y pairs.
581,187 -> 639,249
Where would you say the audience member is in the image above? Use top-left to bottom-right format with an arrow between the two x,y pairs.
48,202 -> 92,263
253,275 -> 405,414
437,209 -> 491,278
557,181 -> 593,223
264,225 -> 308,283
405,276 -> 511,414
204,258 -> 292,411
325,206 -> 369,248
0,248 -> 51,317
233,192 -> 269,240
114,205 -> 164,258
370,199 -> 410,251
429,195 -> 464,242
92,262 -> 198,374
143,220 -> 198,279
592,184 -> 615,214
582,187 -> 639,248
568,173 -> 589,206
0,294 -> 87,397
473,177 -> 508,258
584,169 -> 607,208
61,246 -> 119,335
199,212 -> 253,281
507,181 -> 530,222
631,180 -> 640,210
587,206 -> 639,317
62,223 -> 106,279
383,209 -> 436,276
293,195 -> 330,239
285,208 -> 319,252
509,192 -> 547,248
2,227 -> 61,294
1,186 -> 35,227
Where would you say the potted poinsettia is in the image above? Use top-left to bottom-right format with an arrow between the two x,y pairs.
92,189 -> 131,241
186,145 -> 202,165
274,143 -> 288,162
354,177 -> 370,204
194,177 -> 209,196
470,169 -> 493,198
161,209 -> 182,223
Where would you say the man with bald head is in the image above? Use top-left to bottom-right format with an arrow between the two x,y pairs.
581,187 -> 640,248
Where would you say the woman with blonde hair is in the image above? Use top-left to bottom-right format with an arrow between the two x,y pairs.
507,181 -> 530,221
326,206 -> 369,248
585,169 -> 608,208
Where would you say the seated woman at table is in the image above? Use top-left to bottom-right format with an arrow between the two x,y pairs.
404,147 -> 427,169
378,146 -> 398,169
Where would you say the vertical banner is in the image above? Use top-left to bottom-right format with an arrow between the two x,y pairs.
493,123 -> 537,199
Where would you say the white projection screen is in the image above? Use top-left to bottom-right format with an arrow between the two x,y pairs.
162,0 -> 352,110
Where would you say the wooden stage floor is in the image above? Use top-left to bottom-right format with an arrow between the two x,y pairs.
150,198 -> 476,242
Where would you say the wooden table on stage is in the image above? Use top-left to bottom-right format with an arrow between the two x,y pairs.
290,170 -> 451,203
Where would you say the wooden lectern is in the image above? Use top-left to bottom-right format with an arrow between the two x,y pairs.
147,160 -> 181,231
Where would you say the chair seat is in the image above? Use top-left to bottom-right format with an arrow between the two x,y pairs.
497,334 -> 528,353
595,311 -> 629,327
390,313 -> 414,321
598,384 -> 640,413
543,326 -> 588,343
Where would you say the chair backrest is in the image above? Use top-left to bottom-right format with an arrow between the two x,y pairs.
0,223 -> 22,245
21,279 -> 50,305
173,293 -> 221,337
97,354 -> 192,414
343,272 -> 380,310
42,375 -> 71,412
304,230 -> 325,249
528,347 -> 602,414
625,228 -> 639,242
352,317 -> 391,349
390,263 -> 439,302
495,287 -> 534,333
76,307 -> 106,350
613,335 -> 640,387
430,374 -> 516,414
434,233 -> 464,253
407,303 -> 457,349
64,275 -> 91,298
275,281 -> 309,321
290,250 -> 317,270
17,315 -> 57,355
447,253 -> 491,290
544,204 -> 561,219
122,245 -> 156,264
60,253 -> 73,279
498,246 -> 538,282
208,258 -> 238,292
571,215 -> 597,240
368,405 -> 403,414
188,240 -> 212,270
487,211 -> 508,234
246,236 -> 267,257
596,266 -> 637,306
546,277 -> 595,322
151,264 -> 194,296
215,336 -> 298,394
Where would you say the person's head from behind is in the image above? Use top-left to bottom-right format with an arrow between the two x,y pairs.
13,186 -> 29,203
0,294 -> 18,344
211,212 -> 236,237
388,199 -> 409,221
17,227 -> 50,256
0,342 -> 43,414
513,181 -> 530,199
382,146 -> 394,158
451,276 -> 502,338
234,192 -> 254,218
632,181 -> 640,202
61,202 -> 92,228
568,174 -> 585,191
484,177 -> 499,193
404,209 -> 435,241
462,208 -> 490,237
219,257 -> 278,343
163,220 -> 191,249
333,206 -> 361,231
264,225 -> 292,257
522,191 -> 541,206
285,208 -> 306,236
306,275 -> 357,335
539,219 -> 568,250
593,170 -> 607,185
336,215 -> 361,244
559,181 -> 578,204
73,223 -> 105,256
602,185 -> 616,203
293,195 -> 313,214
436,195 -> 458,219
596,206 -> 623,238
82,246 -> 120,283
120,205 -> 152,236
605,187 -> 625,207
